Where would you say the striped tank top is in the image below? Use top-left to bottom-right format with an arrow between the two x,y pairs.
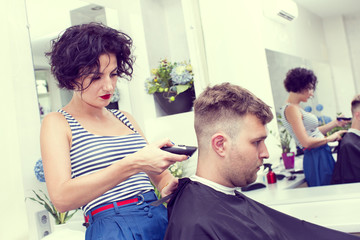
279,104 -> 324,149
58,109 -> 154,215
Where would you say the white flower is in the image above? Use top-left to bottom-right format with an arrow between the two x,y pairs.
174,65 -> 186,75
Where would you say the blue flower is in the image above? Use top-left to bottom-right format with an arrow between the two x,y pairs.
34,159 -> 45,182
304,106 -> 312,112
170,64 -> 193,85
316,104 -> 323,112
318,116 -> 332,124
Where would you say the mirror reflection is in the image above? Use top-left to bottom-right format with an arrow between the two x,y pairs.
264,1 -> 360,186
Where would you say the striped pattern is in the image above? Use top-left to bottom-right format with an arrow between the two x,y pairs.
58,109 -> 153,215
279,104 -> 324,149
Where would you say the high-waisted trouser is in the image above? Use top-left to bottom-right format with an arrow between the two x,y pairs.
85,191 -> 168,240
303,144 -> 335,187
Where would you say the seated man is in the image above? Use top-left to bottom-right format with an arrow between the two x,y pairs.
164,82 -> 359,240
332,95 -> 360,184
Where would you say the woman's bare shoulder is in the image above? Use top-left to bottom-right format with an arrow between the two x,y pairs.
285,104 -> 301,114
41,112 -> 69,130
284,104 -> 303,122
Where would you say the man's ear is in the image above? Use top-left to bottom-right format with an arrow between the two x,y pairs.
211,133 -> 228,157
355,111 -> 360,120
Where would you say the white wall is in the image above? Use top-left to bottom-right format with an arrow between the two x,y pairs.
323,17 -> 354,117
344,13 -> 360,95
263,3 -> 328,62
195,0 -> 281,163
0,0 -> 44,239
197,0 -> 276,109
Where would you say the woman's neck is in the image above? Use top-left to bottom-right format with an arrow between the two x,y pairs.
64,96 -> 108,119
286,92 -> 302,105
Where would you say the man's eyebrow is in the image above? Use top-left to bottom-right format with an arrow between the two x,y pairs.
252,135 -> 267,141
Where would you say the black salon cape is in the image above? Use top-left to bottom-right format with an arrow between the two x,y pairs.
332,132 -> 360,184
164,178 -> 359,240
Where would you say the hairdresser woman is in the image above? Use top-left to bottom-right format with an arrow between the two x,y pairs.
279,67 -> 348,187
40,23 -> 188,240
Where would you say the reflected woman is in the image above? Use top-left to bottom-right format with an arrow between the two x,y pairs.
40,22 -> 188,239
279,67 -> 348,187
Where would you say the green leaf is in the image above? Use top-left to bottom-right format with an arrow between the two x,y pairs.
26,189 -> 79,224
65,209 -> 78,222
175,85 -> 190,95
148,86 -> 158,94
32,190 -> 50,206
39,190 -> 57,214
26,197 -> 45,206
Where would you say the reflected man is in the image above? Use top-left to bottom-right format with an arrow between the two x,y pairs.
332,95 -> 360,184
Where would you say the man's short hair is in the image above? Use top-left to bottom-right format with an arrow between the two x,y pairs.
193,82 -> 273,146
351,95 -> 360,115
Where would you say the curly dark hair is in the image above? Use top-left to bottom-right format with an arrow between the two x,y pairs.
45,22 -> 134,91
283,67 -> 318,93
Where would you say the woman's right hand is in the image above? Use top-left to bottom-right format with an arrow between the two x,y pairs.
326,130 -> 347,142
131,138 -> 189,175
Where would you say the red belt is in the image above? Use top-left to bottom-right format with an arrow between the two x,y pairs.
84,197 -> 140,223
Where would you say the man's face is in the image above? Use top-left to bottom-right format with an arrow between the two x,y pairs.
224,114 -> 269,187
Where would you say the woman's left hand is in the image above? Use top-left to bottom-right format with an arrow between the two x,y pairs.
160,177 -> 179,199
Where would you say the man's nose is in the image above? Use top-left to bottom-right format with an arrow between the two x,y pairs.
259,142 -> 269,160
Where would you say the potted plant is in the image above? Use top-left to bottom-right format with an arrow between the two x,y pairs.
279,128 -> 295,169
145,58 -> 195,115
276,114 -> 295,169
279,127 -> 292,154
153,162 -> 184,205
26,159 -> 78,225
27,189 -> 78,225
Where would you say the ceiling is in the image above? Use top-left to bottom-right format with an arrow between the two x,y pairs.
28,0 -> 360,67
293,0 -> 360,18
27,0 -> 360,40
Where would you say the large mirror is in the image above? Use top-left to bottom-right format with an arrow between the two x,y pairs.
263,0 -> 360,191
266,49 -> 338,156
267,0 -> 360,118
265,0 -> 360,155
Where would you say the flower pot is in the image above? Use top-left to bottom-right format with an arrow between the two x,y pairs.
53,220 -> 86,233
282,152 -> 295,169
53,222 -> 70,232
154,88 -> 195,115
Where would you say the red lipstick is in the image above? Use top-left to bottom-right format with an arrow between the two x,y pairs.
100,94 -> 111,100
